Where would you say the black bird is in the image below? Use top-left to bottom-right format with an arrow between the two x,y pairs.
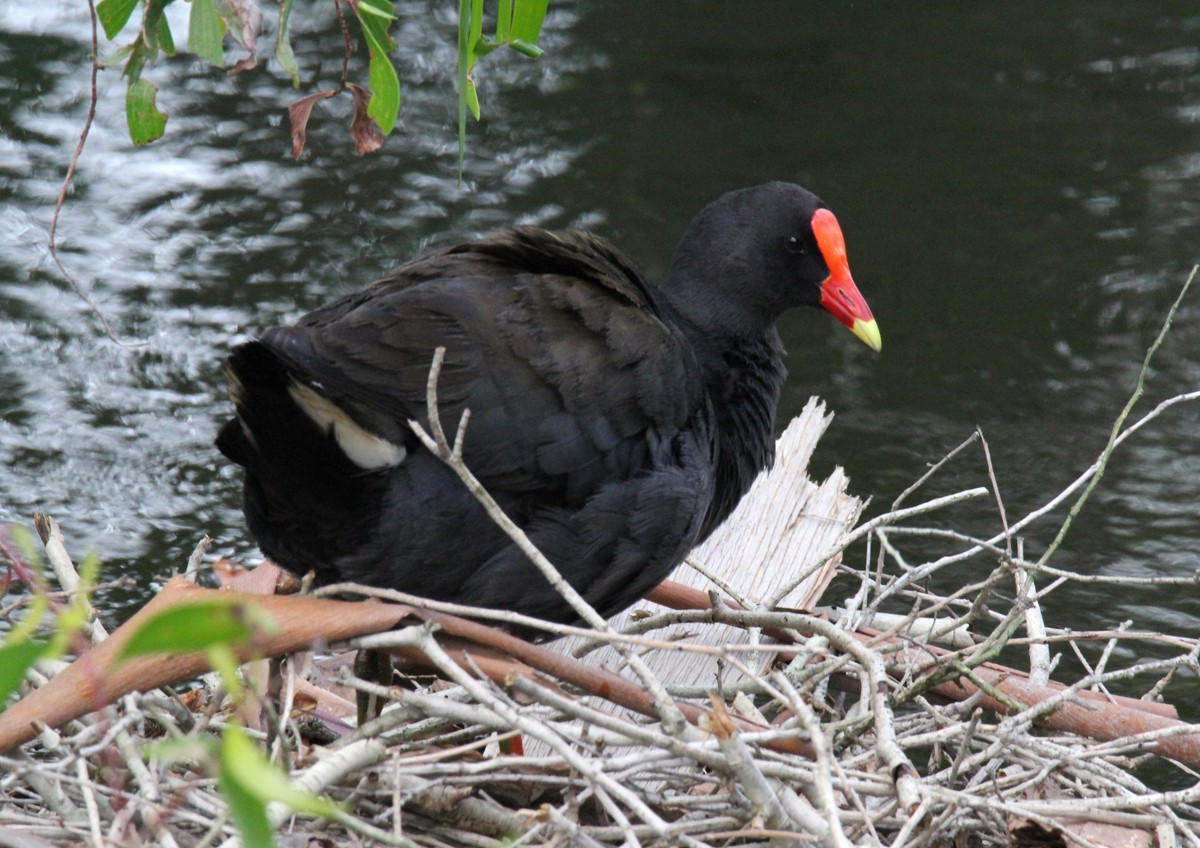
216,182 -> 880,626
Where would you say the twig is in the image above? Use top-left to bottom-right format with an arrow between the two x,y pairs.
1038,266 -> 1196,567
185,535 -> 213,582
75,758 -> 104,848
768,487 -> 990,607
333,0 -> 352,90
890,431 -> 981,512
49,0 -> 135,346
35,514 -> 107,644
408,347 -> 694,738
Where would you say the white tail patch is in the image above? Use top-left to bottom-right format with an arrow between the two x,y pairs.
288,382 -> 406,470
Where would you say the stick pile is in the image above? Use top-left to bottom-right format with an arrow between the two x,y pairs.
2,385 -> 1200,847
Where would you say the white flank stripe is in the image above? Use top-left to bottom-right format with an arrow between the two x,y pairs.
287,382 -> 406,470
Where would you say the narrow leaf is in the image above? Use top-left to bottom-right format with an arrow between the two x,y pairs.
206,644 -> 244,699
511,0 -> 548,45
0,640 -> 48,709
354,1 -> 394,20
495,0 -> 512,42
142,0 -> 171,53
219,765 -> 274,848
456,0 -> 470,177
123,0 -> 170,81
472,37 -> 499,59
189,0 -> 227,66
365,44 -> 400,134
509,38 -> 542,59
274,0 -> 300,87
466,77 -> 480,121
4,587 -> 48,646
98,42 -> 135,69
125,77 -> 168,146
469,0 -> 483,64
222,724 -> 344,818
115,599 -> 273,661
146,734 -> 218,767
157,14 -> 176,56
96,0 -> 139,40
354,0 -> 400,135
466,0 -> 482,123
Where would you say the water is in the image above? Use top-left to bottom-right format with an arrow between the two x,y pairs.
1,3 -> 1197,697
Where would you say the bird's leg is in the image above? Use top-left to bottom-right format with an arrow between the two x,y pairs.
354,647 -> 394,726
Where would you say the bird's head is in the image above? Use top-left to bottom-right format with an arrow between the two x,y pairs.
666,182 -> 881,352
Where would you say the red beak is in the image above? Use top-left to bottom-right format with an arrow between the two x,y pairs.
812,209 -> 881,352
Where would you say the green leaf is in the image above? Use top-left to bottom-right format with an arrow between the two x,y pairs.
509,38 -> 543,59
157,14 -> 176,56
77,551 -> 102,591
472,36 -> 499,59
275,0 -> 300,87
456,0 -> 470,177
220,725 -> 344,824
5,592 -> 48,647
465,0 -> 482,123
125,77 -> 168,146
189,0 -> 227,66
495,0 -> 513,42
0,640 -> 49,710
142,0 -> 172,53
366,45 -> 401,134
99,42 -> 136,69
469,0 -> 483,64
7,525 -> 43,579
511,0 -> 548,45
354,0 -> 400,135
466,78 -> 481,121
96,0 -> 139,40
122,0 -> 171,83
219,761 -> 274,848
206,643 -> 244,699
115,599 -> 274,662
354,0 -> 394,21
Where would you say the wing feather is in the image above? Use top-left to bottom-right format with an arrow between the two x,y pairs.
259,228 -> 705,496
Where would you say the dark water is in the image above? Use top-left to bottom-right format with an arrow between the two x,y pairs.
1,4 -> 1198,681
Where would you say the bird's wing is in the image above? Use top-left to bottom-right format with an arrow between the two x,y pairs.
259,228 -> 706,495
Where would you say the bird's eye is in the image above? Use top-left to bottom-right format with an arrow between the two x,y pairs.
785,235 -> 806,255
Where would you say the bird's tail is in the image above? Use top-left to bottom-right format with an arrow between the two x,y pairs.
217,341 -> 386,578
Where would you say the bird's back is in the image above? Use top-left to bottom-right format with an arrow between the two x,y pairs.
218,227 -> 718,623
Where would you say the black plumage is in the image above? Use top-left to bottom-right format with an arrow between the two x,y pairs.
216,182 -> 880,626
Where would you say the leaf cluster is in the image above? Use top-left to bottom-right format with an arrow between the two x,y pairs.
91,0 -> 549,171
0,543 -> 337,848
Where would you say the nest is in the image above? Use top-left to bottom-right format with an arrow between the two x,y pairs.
3,363 -> 1200,846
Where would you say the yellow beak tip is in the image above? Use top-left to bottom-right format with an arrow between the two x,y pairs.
851,318 -> 882,353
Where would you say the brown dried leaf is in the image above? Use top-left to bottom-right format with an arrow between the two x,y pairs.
227,55 -> 258,77
705,693 -> 736,740
288,89 -> 338,159
348,82 -> 386,155
219,0 -> 263,50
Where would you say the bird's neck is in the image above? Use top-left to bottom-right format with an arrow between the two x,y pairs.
660,272 -> 773,342
705,329 -> 786,538
668,314 -> 785,541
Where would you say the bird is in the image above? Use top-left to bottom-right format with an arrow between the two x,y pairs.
216,182 -> 880,628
